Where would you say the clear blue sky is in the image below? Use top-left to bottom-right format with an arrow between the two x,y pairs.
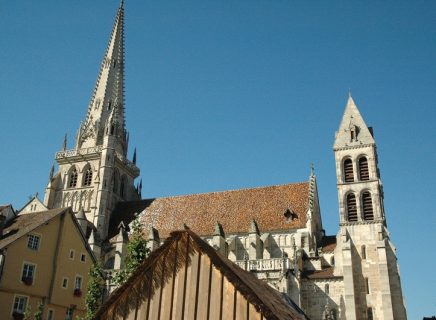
1,0 -> 435,318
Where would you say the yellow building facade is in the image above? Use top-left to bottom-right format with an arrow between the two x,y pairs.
0,208 -> 95,320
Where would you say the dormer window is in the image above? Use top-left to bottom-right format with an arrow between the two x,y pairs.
69,168 -> 78,188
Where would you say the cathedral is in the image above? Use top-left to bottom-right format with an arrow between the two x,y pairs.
41,2 -> 407,319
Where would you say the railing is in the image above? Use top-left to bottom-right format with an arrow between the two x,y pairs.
115,151 -> 139,173
56,146 -> 102,159
235,258 -> 291,272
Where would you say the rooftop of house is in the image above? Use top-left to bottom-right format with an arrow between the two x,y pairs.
109,181 -> 310,240
95,228 -> 309,320
0,208 -> 67,249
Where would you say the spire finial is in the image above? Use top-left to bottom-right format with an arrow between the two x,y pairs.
77,2 -> 126,152
133,147 -> 137,164
62,133 -> 67,151
49,163 -> 55,181
310,163 -> 315,176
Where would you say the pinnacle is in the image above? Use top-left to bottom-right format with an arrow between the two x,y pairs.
76,3 -> 127,153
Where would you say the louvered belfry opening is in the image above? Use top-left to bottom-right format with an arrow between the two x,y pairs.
362,191 -> 374,220
346,193 -> 358,222
343,159 -> 354,183
359,157 -> 370,181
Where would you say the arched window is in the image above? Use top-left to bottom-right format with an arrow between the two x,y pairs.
69,168 -> 78,188
346,193 -> 358,222
362,192 -> 374,220
325,283 -> 329,294
361,245 -> 366,259
120,175 -> 127,198
358,157 -> 370,181
343,158 -> 354,183
83,167 -> 93,186
112,170 -> 119,194
367,307 -> 374,320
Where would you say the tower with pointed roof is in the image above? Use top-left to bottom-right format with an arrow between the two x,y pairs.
43,1 -> 140,240
332,96 -> 406,320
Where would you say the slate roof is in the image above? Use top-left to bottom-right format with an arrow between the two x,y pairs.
302,267 -> 341,280
320,235 -> 337,252
95,229 -> 310,320
0,208 -> 67,249
109,182 -> 310,239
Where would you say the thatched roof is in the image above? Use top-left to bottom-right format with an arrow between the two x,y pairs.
95,228 -> 309,320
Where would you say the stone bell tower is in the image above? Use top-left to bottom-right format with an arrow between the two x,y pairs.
333,95 -> 406,320
43,1 -> 140,239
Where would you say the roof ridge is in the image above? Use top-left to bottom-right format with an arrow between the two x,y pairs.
144,180 -> 309,201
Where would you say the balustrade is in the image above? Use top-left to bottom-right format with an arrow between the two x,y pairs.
235,258 -> 291,272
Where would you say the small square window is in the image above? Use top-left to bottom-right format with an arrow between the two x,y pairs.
62,277 -> 68,289
27,234 -> 40,250
69,249 -> 75,260
80,253 -> 86,262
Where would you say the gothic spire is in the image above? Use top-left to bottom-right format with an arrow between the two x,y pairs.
77,2 -> 126,153
334,94 -> 375,150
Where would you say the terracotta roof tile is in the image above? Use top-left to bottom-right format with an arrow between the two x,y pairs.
109,182 -> 310,239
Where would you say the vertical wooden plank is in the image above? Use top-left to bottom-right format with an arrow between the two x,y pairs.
248,303 -> 262,320
148,281 -> 162,320
208,266 -> 223,320
160,249 -> 177,320
193,252 -> 202,319
233,287 -> 237,320
157,252 -> 168,320
179,237 -> 190,320
172,249 -> 187,320
168,240 -> 179,320
235,292 -> 248,320
136,297 -> 149,320
184,251 -> 200,320
196,255 -> 211,319
221,277 -> 235,320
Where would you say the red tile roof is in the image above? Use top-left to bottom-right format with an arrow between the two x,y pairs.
109,182 -> 310,239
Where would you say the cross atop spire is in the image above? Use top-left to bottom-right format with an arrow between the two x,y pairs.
76,2 -> 127,155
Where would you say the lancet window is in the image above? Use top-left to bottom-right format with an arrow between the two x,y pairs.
346,193 -> 358,222
83,167 -> 93,186
358,157 -> 370,181
69,168 -> 78,188
362,192 -> 374,220
343,158 -> 354,183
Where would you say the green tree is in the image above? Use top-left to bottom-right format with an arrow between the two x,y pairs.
85,261 -> 105,320
113,215 -> 149,285
23,304 -> 31,320
33,301 -> 44,320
